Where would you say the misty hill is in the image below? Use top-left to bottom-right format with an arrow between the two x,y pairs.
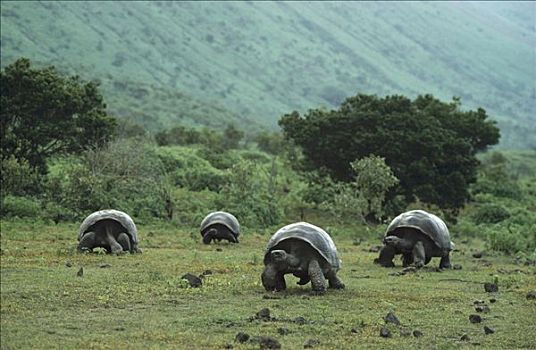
1,1 -> 534,148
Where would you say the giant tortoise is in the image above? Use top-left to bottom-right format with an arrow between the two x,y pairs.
78,209 -> 141,254
200,211 -> 240,244
374,210 -> 454,268
261,222 -> 344,294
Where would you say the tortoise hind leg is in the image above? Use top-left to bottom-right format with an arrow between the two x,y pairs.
117,232 -> 131,253
439,254 -> 451,269
326,269 -> 345,289
308,258 -> 326,294
219,228 -> 239,244
412,241 -> 426,268
78,232 -> 96,252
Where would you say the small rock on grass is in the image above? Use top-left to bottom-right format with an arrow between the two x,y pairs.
303,339 -> 320,348
484,326 -> 495,334
484,283 -> 498,293
293,316 -> 307,325
379,327 -> 392,338
384,312 -> 400,325
277,327 -> 290,335
472,252 -> 483,259
526,291 -> 536,300
99,263 -> 111,268
181,273 -> 202,287
258,336 -> 281,349
469,314 -> 482,323
65,261 -> 72,267
489,298 -> 497,303
413,330 -> 423,337
460,333 -> 470,341
76,267 -> 84,277
453,264 -> 463,270
255,308 -> 272,321
475,305 -> 490,313
235,332 -> 250,343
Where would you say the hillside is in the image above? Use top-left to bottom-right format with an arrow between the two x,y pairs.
1,1 -> 535,147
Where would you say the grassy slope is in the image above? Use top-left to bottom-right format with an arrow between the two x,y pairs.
1,1 -> 534,147
1,220 -> 535,349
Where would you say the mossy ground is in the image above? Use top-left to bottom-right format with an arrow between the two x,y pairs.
1,220 -> 535,349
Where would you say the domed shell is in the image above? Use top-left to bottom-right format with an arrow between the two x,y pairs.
264,222 -> 341,270
385,210 -> 454,250
78,209 -> 138,244
200,211 -> 240,237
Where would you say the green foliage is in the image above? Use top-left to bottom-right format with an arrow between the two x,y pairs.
45,139 -> 172,220
322,156 -> 399,223
157,146 -> 227,192
217,159 -> 283,228
0,58 -> 117,173
486,223 -> 536,254
255,131 -> 286,155
280,93 -> 500,211
471,203 -> 510,224
0,155 -> 41,197
0,195 -> 41,218
350,155 -> 399,220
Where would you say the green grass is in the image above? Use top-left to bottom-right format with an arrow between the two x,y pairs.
1,219 -> 535,349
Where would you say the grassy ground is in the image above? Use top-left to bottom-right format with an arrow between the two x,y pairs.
1,219 -> 535,349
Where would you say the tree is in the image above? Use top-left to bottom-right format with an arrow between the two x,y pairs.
279,93 -> 500,211
1,58 -> 117,173
323,155 -> 398,223
221,124 -> 244,150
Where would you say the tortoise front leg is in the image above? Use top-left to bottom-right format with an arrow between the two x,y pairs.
375,245 -> 396,267
412,241 -> 426,268
326,269 -> 345,289
308,258 -> 326,294
78,232 -> 96,252
202,228 -> 216,244
439,253 -> 451,269
402,253 -> 413,267
261,264 -> 286,291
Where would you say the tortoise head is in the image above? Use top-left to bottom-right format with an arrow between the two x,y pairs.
383,236 -> 413,251
270,250 -> 289,267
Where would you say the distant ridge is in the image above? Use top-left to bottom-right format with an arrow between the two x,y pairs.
1,1 -> 534,148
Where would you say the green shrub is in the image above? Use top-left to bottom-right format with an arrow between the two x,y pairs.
217,159 -> 282,228
1,195 -> 41,218
486,224 -> 535,254
472,204 -> 510,224
44,139 -> 172,220
0,155 -> 41,197
157,146 -> 227,191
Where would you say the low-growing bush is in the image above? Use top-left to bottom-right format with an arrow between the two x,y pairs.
486,223 -> 535,254
1,195 -> 41,218
471,203 -> 510,224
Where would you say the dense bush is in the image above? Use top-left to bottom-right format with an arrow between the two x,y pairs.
486,223 -> 536,254
45,139 -> 172,220
157,147 -> 227,191
0,155 -> 41,197
471,203 -> 510,224
1,195 -> 41,218
217,159 -> 283,228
